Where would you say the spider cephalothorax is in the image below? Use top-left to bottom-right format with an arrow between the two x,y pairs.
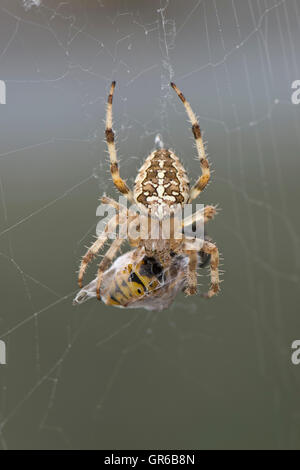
78,81 -> 220,302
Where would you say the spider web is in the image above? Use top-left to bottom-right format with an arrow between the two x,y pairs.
0,0 -> 300,450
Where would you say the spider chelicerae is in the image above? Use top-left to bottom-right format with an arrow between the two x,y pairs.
78,81 -> 220,300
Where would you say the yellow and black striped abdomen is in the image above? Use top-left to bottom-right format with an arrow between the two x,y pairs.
104,257 -> 164,307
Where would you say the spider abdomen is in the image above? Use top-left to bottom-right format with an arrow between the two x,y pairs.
134,149 -> 189,213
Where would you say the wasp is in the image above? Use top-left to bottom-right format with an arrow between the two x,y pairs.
74,247 -> 210,312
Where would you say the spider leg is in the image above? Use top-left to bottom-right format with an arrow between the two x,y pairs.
103,195 -> 143,248
182,205 -> 217,229
201,240 -> 220,298
78,213 -> 121,288
78,196 -> 139,288
96,237 -> 125,300
106,82 -> 134,201
101,195 -> 140,240
170,82 -> 210,202
183,237 -> 220,298
101,195 -> 131,214
184,249 -> 198,296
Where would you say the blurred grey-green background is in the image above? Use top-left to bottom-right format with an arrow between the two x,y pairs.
0,0 -> 300,450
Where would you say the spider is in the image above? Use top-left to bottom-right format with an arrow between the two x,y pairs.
78,81 -> 220,300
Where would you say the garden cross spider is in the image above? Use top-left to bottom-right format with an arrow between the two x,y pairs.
78,82 -> 220,300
